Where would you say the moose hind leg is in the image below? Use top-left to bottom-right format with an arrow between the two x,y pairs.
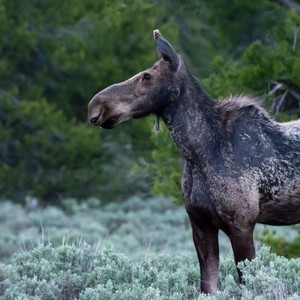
229,227 -> 256,284
190,218 -> 219,295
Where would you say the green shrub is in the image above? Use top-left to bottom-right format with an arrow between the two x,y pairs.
0,197 -> 299,299
256,226 -> 300,258
1,245 -> 299,299
0,197 -> 199,262
0,95 -> 104,203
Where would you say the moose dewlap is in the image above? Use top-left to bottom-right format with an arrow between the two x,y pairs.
88,29 -> 300,295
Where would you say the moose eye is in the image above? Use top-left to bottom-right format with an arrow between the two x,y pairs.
143,73 -> 151,81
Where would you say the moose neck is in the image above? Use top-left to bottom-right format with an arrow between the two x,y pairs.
159,74 -> 219,162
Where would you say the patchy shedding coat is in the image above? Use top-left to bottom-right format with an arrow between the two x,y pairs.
88,30 -> 300,294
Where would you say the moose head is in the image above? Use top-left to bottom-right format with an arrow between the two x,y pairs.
88,30 -> 185,128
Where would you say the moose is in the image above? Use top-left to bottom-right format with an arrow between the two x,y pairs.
88,30 -> 300,294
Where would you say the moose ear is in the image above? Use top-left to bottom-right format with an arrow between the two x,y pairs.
153,29 -> 179,72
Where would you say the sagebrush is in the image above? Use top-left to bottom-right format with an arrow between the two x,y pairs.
0,197 -> 299,299
1,244 -> 299,299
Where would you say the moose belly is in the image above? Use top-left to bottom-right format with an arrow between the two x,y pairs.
257,186 -> 300,225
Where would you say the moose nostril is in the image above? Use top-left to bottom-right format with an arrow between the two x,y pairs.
90,115 -> 100,124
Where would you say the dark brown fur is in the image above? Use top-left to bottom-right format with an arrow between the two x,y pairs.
88,30 -> 300,294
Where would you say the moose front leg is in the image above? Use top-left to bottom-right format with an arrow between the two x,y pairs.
190,217 -> 219,294
228,226 -> 256,284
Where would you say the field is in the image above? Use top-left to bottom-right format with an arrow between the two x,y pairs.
0,197 -> 299,299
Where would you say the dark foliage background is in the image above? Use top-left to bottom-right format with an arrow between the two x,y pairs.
0,0 -> 300,256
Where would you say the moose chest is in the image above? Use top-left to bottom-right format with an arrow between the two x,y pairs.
182,160 -> 261,228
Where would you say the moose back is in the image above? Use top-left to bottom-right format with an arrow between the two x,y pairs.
88,30 -> 300,294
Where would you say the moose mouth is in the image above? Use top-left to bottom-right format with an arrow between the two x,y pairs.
100,116 -> 119,129
90,112 -> 122,129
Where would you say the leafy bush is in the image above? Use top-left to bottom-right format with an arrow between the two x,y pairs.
0,0 -> 173,204
134,120 -> 183,204
1,245 -> 299,299
0,197 -> 299,299
202,8 -> 300,111
256,226 -> 300,258
0,95 -> 105,203
0,197 -> 200,262
0,0 -> 160,120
